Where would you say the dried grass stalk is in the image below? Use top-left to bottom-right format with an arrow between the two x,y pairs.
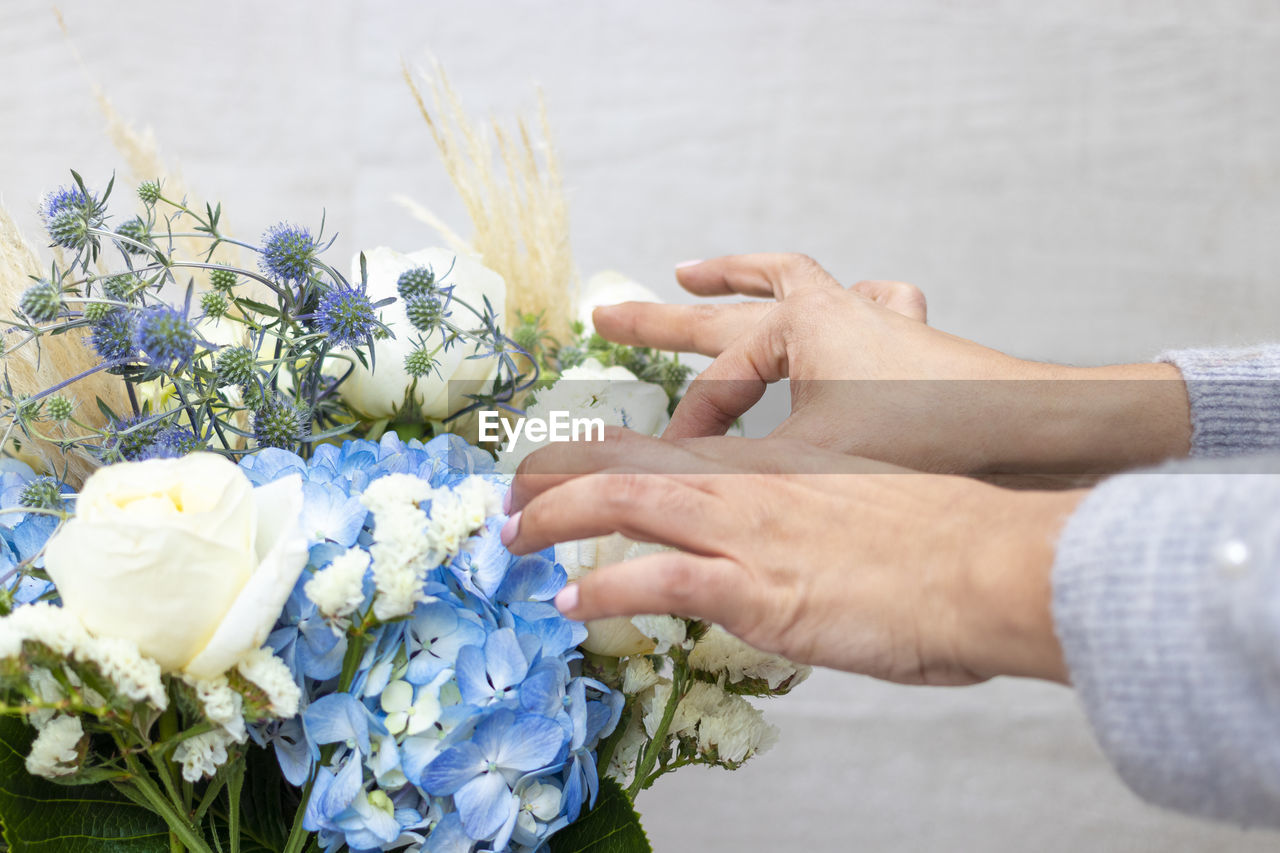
401,62 -> 577,342
0,204 -> 130,485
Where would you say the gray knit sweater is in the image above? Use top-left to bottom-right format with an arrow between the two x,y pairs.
1052,344 -> 1280,827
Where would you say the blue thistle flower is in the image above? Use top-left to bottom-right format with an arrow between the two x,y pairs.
40,185 -> 106,252
104,416 -> 162,461
253,396 -> 308,449
135,305 -> 196,368
404,294 -> 446,333
89,310 -> 139,365
314,287 -> 378,349
260,223 -> 319,283
396,266 -> 437,302
18,476 -> 65,511
136,426 -> 203,460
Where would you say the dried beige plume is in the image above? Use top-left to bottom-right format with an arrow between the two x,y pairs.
0,204 -> 130,485
400,62 -> 577,342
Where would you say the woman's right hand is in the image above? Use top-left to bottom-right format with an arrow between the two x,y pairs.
593,254 -> 1191,475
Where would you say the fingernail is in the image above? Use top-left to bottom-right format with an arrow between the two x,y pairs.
555,583 -> 580,614
502,488 -> 512,514
675,259 -> 703,269
500,511 -> 522,546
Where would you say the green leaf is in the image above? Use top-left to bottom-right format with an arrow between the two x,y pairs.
0,716 -> 168,852
548,776 -> 651,853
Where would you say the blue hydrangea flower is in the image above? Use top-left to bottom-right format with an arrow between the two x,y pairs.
260,223 -> 319,283
315,286 -> 379,349
244,433 -> 619,852
0,460 -> 58,606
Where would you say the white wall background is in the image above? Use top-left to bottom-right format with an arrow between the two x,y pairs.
3,1 -> 1279,851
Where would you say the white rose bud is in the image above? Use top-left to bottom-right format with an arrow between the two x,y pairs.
44,453 -> 308,679
334,246 -> 507,420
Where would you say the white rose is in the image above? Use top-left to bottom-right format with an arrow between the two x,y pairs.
577,271 -> 660,335
496,358 -> 670,475
44,453 -> 308,679
334,247 -> 507,420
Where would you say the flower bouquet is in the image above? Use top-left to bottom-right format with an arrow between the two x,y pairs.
0,63 -> 807,853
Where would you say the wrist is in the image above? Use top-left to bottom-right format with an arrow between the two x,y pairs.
956,484 -> 1086,683
977,360 -> 1191,474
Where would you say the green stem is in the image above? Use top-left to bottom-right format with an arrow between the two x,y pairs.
280,775 -> 316,853
627,656 -> 687,801
226,759 -> 244,853
119,750 -> 215,853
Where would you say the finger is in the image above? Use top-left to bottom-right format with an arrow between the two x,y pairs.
662,321 -> 788,440
676,253 -> 841,300
509,428 -> 732,510
672,435 -> 908,476
555,551 -> 745,627
505,470 -> 729,556
592,300 -> 774,356
850,279 -> 927,322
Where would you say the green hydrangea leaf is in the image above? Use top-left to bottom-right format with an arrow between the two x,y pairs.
0,715 -> 168,852
548,776 -> 652,853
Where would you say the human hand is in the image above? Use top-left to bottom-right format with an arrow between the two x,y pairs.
504,428 -> 1081,686
593,254 -> 1190,475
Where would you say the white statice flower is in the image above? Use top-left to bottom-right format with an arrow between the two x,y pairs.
305,548 -> 370,623
4,601 -> 92,657
604,713 -> 650,788
173,728 -> 237,783
25,714 -> 83,778
236,648 -> 302,718
621,656 -> 662,695
687,625 -> 811,691
27,668 -> 64,729
0,604 -> 167,710
630,615 -> 688,656
641,680 -> 674,739
670,681 -> 778,765
185,675 -> 246,743
81,636 -> 167,710
496,357 -> 671,475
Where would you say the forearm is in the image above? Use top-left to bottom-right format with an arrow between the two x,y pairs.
977,360 -> 1191,475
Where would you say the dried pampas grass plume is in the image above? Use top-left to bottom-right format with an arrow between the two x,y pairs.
0,205 -> 130,486
399,61 -> 577,342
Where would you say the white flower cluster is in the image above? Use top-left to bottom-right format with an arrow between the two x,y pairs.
176,650 -> 301,782
687,625 -> 811,691
24,715 -> 83,779
0,602 -> 166,709
305,548 -> 370,625
0,601 -> 300,782
359,473 -> 501,620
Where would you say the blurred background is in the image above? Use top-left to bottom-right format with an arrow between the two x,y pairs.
3,1 -> 1279,850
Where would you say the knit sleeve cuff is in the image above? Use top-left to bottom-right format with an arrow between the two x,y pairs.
1052,461 -> 1280,826
1157,345 -> 1280,457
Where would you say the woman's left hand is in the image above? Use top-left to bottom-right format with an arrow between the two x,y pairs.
505,428 -> 1081,686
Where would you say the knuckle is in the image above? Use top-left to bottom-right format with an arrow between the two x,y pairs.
605,470 -> 655,509
656,556 -> 701,608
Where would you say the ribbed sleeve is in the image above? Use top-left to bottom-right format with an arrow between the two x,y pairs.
1052,455 -> 1280,827
1158,345 -> 1280,457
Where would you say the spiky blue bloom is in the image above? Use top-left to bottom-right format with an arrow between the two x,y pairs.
40,185 -> 106,252
135,305 -> 196,367
261,223 -> 318,283
253,396 -> 309,449
88,310 -> 139,365
135,426 -> 203,460
315,287 -> 378,349
242,434 -> 620,853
